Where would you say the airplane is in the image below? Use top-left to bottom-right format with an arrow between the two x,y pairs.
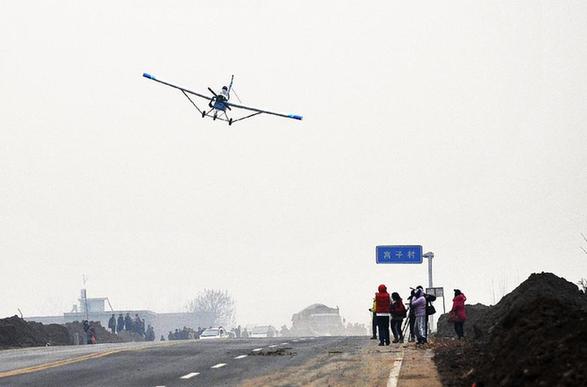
142,73 -> 303,125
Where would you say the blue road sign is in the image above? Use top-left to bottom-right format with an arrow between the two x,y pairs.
376,245 -> 423,264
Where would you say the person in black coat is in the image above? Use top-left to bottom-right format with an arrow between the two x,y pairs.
124,313 -> 133,331
108,314 -> 116,334
117,314 -> 124,333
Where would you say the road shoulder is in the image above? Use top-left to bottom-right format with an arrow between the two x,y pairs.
241,337 -> 403,387
397,344 -> 442,387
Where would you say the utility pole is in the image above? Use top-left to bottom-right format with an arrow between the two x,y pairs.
82,274 -> 89,320
423,252 -> 434,332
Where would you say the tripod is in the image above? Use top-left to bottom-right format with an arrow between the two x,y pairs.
401,305 -> 415,342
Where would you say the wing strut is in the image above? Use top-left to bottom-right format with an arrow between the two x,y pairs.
181,90 -> 205,115
230,111 -> 263,123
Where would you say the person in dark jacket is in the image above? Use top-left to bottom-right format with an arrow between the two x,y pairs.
108,314 -> 116,334
117,314 -> 124,333
374,284 -> 391,346
83,320 -> 96,344
450,289 -> 467,339
390,292 -> 406,343
124,313 -> 133,331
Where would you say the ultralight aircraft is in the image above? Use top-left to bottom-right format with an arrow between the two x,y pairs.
143,73 -> 303,125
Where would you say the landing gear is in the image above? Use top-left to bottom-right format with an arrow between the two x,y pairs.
202,111 -> 206,118
213,113 -> 217,121
229,118 -> 233,126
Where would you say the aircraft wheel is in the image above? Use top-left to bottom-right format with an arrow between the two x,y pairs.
213,114 -> 217,121
202,111 -> 206,118
229,118 -> 233,126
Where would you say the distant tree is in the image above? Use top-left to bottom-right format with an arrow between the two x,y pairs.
187,289 -> 235,327
280,325 -> 290,337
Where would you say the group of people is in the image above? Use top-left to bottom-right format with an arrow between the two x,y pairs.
108,313 -> 155,341
370,285 -> 467,346
167,326 -> 198,340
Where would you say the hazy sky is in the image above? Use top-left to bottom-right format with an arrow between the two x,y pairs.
1,1 -> 586,328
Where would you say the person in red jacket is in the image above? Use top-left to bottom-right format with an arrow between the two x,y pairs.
375,284 -> 391,346
450,289 -> 467,338
390,292 -> 407,343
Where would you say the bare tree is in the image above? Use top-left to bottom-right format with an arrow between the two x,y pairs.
187,289 -> 235,327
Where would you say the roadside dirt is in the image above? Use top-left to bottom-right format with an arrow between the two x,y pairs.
0,317 -> 122,349
0,316 -> 69,349
434,272 -> 587,386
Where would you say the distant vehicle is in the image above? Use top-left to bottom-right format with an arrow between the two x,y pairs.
250,325 -> 277,338
199,327 -> 229,340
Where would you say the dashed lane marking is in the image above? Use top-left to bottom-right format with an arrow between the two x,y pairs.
387,357 -> 404,387
268,344 -> 278,348
281,342 -> 289,345
211,363 -> 226,369
252,348 -> 263,352
179,372 -> 200,379
234,355 -> 248,359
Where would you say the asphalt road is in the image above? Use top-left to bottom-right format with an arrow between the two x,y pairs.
0,337 -> 360,386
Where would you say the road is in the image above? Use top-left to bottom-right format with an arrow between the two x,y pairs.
0,337 -> 365,386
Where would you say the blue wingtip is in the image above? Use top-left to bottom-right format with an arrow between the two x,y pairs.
143,72 -> 156,80
288,114 -> 303,120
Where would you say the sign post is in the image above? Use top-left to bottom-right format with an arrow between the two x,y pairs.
376,245 -> 423,264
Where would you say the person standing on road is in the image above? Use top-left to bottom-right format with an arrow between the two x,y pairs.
375,284 -> 391,346
124,313 -> 133,331
411,288 -> 428,344
390,292 -> 406,343
108,314 -> 116,334
117,313 -> 124,334
450,289 -> 467,339
368,297 -> 377,340
407,289 -> 417,342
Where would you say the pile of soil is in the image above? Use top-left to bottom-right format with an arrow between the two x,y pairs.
0,316 -> 70,349
116,330 -> 145,342
64,321 -> 123,344
434,272 -> 587,386
436,303 -> 490,338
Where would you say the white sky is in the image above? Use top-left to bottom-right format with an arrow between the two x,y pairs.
1,1 -> 586,328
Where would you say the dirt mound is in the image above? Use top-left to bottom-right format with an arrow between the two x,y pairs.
64,321 -> 123,344
0,315 -> 70,349
434,272 -> 587,386
436,303 -> 490,338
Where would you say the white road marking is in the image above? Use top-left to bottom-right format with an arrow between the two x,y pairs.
234,354 -> 248,359
387,357 -> 404,387
179,372 -> 200,379
268,344 -> 278,348
281,342 -> 289,345
252,348 -> 263,352
211,363 -> 226,369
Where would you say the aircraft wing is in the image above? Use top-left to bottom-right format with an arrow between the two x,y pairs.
226,101 -> 303,121
143,73 -> 211,101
